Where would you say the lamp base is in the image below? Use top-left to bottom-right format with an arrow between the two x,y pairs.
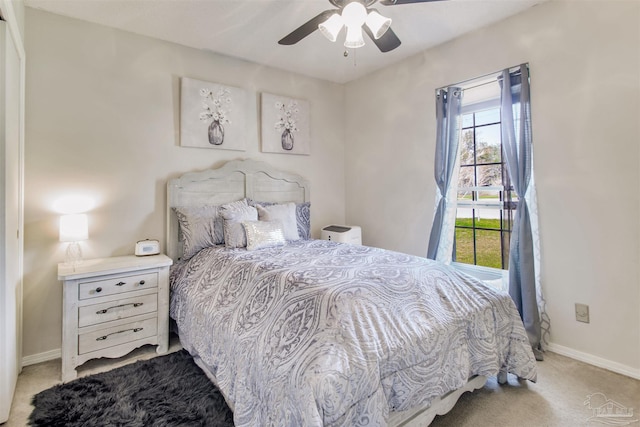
65,242 -> 83,267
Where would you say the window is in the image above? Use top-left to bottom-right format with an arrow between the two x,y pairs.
454,106 -> 517,270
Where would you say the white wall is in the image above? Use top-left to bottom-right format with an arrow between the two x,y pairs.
345,0 -> 640,375
23,9 -> 346,359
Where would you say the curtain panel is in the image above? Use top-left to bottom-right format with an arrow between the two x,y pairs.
427,87 -> 462,260
500,64 -> 547,359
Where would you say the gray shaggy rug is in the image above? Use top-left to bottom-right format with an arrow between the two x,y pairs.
28,350 -> 234,426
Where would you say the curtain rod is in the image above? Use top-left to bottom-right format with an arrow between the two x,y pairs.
437,64 -> 525,93
461,78 -> 498,92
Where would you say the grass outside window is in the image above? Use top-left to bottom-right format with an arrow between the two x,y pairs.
455,218 -> 504,269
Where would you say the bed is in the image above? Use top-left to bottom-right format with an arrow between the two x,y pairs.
167,159 -> 537,427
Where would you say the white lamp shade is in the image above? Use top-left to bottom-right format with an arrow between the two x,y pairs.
366,11 -> 392,39
344,25 -> 365,49
341,2 -> 367,27
59,214 -> 88,242
319,13 -> 344,42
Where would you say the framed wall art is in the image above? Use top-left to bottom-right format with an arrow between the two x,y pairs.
260,93 -> 310,155
180,77 -> 247,151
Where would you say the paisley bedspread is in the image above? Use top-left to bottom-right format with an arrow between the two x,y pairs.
170,240 -> 537,427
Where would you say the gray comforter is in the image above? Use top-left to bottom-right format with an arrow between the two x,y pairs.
170,240 -> 537,426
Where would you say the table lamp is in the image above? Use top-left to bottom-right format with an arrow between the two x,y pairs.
59,213 -> 88,265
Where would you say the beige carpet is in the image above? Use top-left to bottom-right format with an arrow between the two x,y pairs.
431,352 -> 639,427
6,342 -> 640,426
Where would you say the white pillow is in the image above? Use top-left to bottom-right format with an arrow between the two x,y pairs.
256,202 -> 300,241
220,200 -> 258,248
242,220 -> 286,251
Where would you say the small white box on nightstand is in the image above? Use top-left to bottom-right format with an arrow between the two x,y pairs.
321,225 -> 362,245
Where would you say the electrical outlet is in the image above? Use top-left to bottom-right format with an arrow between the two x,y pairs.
575,303 -> 589,323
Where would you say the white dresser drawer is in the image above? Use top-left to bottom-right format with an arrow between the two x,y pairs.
78,272 -> 158,300
78,317 -> 158,355
78,293 -> 158,328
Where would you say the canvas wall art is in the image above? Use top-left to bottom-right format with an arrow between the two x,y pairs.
261,93 -> 310,155
180,77 -> 247,151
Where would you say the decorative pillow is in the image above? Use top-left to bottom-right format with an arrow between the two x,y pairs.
173,205 -> 224,260
295,202 -> 311,240
247,199 -> 311,240
256,202 -> 300,241
242,220 -> 286,251
220,200 -> 258,248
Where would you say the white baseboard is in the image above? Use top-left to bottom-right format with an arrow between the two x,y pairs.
22,348 -> 61,367
547,342 -> 640,380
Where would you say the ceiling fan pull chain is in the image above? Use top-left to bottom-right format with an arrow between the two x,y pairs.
343,48 -> 358,66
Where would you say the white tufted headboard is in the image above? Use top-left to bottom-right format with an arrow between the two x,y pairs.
166,159 -> 310,261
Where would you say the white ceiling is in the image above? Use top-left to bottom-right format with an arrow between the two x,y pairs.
24,0 -> 549,83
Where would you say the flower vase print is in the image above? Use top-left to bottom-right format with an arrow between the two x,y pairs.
200,87 -> 231,145
180,77 -> 247,151
261,93 -> 310,155
274,100 -> 299,150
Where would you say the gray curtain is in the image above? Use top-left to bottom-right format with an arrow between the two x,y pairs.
500,64 -> 543,360
427,87 -> 462,259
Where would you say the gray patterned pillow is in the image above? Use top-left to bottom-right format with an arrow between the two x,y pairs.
173,205 -> 224,260
242,220 -> 286,251
296,202 -> 311,240
220,200 -> 258,248
256,202 -> 300,241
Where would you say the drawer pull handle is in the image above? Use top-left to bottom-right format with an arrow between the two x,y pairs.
139,280 -> 146,285
96,327 -> 143,341
115,281 -> 126,286
96,302 -> 143,315
95,287 -> 102,293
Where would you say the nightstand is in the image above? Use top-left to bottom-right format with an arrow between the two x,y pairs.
58,254 -> 173,382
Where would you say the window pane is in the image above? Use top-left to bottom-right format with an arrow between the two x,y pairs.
474,229 -> 502,269
456,205 -> 474,223
477,187 -> 501,201
457,188 -> 473,202
455,227 -> 474,265
475,108 -> 500,126
476,164 -> 502,187
458,165 -> 475,188
500,216 -> 513,236
462,113 -> 474,128
475,124 -> 501,164
459,130 -> 475,165
473,211 -> 501,230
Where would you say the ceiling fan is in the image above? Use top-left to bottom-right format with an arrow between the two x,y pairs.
278,0 -> 447,53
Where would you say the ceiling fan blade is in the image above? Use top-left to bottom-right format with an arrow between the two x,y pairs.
379,0 -> 447,5
363,26 -> 401,52
278,10 -> 336,45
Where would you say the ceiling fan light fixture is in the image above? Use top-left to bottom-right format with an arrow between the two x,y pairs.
344,25 -> 365,48
365,11 -> 392,39
319,13 -> 344,42
341,1 -> 368,28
